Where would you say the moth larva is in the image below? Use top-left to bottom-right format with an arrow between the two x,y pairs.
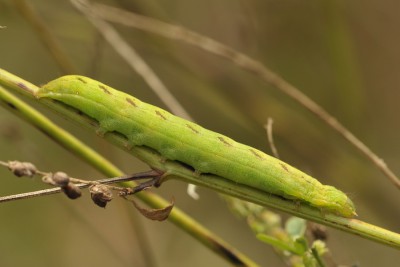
37,75 -> 356,217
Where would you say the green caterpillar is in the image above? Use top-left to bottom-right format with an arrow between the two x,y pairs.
37,75 -> 356,218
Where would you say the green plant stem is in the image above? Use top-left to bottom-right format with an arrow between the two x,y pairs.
1,68 -> 400,251
0,69 -> 259,267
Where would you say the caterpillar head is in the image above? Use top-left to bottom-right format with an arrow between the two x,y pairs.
313,186 -> 356,218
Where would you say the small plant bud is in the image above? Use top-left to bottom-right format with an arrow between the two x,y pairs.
89,184 -> 113,208
8,161 -> 37,177
62,184 -> 82,199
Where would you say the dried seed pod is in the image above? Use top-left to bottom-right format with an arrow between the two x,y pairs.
42,172 -> 70,187
40,172 -> 80,199
51,172 -> 70,187
89,184 -> 113,208
62,184 -> 82,199
8,161 -> 37,177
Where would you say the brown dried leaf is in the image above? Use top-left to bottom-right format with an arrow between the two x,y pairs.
127,197 -> 174,221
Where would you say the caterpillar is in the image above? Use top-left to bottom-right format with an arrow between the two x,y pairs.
37,75 -> 356,217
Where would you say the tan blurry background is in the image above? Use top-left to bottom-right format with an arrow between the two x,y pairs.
1,0 -> 400,266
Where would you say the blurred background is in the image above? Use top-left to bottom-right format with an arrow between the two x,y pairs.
1,0 -> 400,266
